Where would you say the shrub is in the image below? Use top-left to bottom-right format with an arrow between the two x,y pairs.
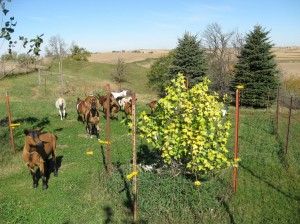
138,73 -> 232,181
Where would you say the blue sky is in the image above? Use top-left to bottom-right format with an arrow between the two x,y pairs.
3,0 -> 300,54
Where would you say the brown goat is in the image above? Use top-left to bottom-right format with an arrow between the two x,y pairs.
103,97 -> 120,120
85,98 -> 100,138
22,128 -> 58,190
85,95 -> 100,111
76,97 -> 88,123
124,100 -> 133,118
146,100 -> 157,115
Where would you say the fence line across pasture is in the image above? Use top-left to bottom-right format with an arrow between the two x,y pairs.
1,83 -> 299,223
275,88 -> 300,156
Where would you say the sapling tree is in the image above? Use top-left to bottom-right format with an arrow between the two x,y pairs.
138,73 -> 232,182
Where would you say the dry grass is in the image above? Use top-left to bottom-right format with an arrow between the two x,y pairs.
88,49 -> 169,64
88,47 -> 300,77
273,47 -> 300,77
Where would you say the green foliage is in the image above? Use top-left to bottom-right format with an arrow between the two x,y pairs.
138,73 -> 232,178
147,32 -> 207,94
170,32 -> 207,87
0,60 -> 299,223
147,52 -> 173,94
69,44 -> 91,61
0,0 -> 43,56
0,0 -> 16,53
111,57 -> 126,90
231,25 -> 279,108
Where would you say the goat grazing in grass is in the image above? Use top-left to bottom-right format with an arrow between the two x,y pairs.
146,100 -> 157,115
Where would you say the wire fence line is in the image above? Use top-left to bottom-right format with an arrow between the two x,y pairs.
1,85 -> 299,223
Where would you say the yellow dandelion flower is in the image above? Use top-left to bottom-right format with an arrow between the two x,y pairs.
194,181 -> 201,186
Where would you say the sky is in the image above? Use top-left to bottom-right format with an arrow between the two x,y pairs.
2,0 -> 300,55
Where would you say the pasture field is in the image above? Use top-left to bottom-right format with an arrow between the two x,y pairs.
0,58 -> 299,223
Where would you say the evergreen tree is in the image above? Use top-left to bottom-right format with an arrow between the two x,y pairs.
170,32 -> 207,87
147,53 -> 173,95
231,25 -> 279,108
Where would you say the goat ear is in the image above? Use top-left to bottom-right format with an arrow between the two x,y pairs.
38,127 -> 44,132
24,129 -> 28,135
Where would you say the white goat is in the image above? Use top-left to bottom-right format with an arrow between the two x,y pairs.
55,97 -> 66,120
111,90 -> 128,99
119,96 -> 132,110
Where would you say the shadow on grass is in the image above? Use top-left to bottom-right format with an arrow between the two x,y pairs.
137,144 -> 161,165
276,138 -> 289,168
240,163 -> 300,201
218,197 -> 235,224
100,146 -> 108,172
116,162 -> 134,214
11,116 -> 51,130
0,116 -> 41,127
103,206 -> 114,224
46,155 -> 63,179
114,162 -> 148,224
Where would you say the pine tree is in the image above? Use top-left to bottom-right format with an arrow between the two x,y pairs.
170,32 -> 207,87
231,25 -> 279,108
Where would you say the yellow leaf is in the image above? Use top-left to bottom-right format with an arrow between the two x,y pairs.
194,181 -> 201,186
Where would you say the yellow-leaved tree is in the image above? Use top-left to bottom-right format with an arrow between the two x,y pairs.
138,73 -> 232,181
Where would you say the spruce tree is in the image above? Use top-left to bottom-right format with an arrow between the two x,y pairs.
170,32 -> 207,87
231,25 -> 279,108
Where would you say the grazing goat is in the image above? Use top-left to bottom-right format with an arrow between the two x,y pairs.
55,98 -> 66,120
221,105 -> 228,117
85,95 -> 101,111
86,98 -> 100,138
111,90 -> 128,99
124,100 -> 132,118
119,96 -> 133,111
146,100 -> 157,115
103,97 -> 120,120
76,97 -> 88,123
99,95 -> 106,106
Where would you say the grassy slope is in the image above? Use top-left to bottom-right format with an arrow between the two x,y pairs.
0,59 -> 299,223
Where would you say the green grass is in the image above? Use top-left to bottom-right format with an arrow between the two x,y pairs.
0,59 -> 299,223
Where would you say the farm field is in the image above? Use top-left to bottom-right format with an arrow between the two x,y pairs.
88,47 -> 300,76
0,56 -> 299,223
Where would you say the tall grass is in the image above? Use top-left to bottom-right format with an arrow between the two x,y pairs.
0,59 -> 299,223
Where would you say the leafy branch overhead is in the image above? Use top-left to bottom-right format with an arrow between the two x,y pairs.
0,0 -> 43,55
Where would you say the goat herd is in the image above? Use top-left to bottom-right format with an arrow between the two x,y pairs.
54,89 -> 158,139
75,89 -> 136,139
21,90 -> 157,190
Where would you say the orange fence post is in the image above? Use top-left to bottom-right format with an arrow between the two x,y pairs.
233,88 -> 241,193
285,95 -> 293,155
132,92 -> 138,222
106,84 -> 111,174
6,92 -> 15,153
275,87 -> 279,136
